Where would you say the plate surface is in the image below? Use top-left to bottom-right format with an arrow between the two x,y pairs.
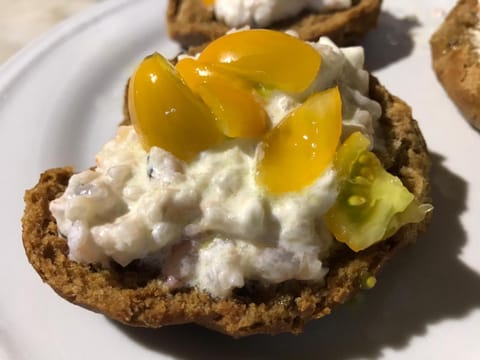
1,0 -> 479,359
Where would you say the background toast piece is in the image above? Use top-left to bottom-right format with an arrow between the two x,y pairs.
167,0 -> 382,48
431,0 -> 480,130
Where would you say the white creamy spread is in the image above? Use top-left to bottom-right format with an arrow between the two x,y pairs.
213,0 -> 352,27
50,37 -> 381,298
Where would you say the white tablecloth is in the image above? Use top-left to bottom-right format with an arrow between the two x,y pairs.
0,0 -> 99,63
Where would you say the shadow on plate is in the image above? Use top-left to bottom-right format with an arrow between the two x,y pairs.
362,11 -> 420,72
113,153 -> 480,359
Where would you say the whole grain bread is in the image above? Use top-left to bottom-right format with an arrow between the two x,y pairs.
22,75 -> 431,337
430,0 -> 480,129
167,0 -> 382,48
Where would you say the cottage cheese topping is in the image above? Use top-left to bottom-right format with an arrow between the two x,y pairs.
213,0 -> 352,27
50,37 -> 381,298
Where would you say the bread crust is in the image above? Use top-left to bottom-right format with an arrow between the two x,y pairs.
167,0 -> 382,48
430,0 -> 480,129
22,75 -> 430,337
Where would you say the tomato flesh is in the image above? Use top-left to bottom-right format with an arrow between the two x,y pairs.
325,132 -> 429,252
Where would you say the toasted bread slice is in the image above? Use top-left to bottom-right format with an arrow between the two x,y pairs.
430,0 -> 480,129
167,0 -> 382,48
22,75 -> 430,337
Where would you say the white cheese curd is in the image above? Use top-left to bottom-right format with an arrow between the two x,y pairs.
50,37 -> 381,298
213,0 -> 352,27
267,37 -> 381,144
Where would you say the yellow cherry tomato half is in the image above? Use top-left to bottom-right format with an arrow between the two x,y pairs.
128,53 -> 223,161
176,57 -> 269,138
256,86 -> 342,194
325,132 -> 431,252
198,29 -> 322,93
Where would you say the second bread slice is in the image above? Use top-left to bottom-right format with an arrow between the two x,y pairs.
167,0 -> 382,48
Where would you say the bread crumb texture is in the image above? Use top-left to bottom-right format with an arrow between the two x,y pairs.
431,0 -> 480,129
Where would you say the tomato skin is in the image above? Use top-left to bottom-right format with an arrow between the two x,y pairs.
128,53 -> 223,161
176,57 -> 269,139
325,132 -> 429,252
256,87 -> 342,194
129,30 -> 324,162
198,29 -> 322,93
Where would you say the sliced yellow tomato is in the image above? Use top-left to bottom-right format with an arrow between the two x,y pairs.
198,29 -> 322,93
325,132 -> 431,252
128,53 -> 223,161
176,57 -> 269,138
256,86 -> 342,194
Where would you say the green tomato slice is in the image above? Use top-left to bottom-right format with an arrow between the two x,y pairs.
325,132 -> 430,252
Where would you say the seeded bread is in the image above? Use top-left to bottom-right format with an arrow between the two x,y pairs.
430,0 -> 480,129
22,75 -> 430,337
167,0 -> 382,48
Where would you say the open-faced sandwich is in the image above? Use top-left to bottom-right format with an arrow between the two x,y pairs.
167,0 -> 382,48
23,29 -> 431,337
431,0 -> 480,130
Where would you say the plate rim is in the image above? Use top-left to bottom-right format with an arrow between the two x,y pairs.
0,0 -> 136,96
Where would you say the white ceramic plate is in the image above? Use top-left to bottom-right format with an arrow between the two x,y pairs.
1,0 -> 479,359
